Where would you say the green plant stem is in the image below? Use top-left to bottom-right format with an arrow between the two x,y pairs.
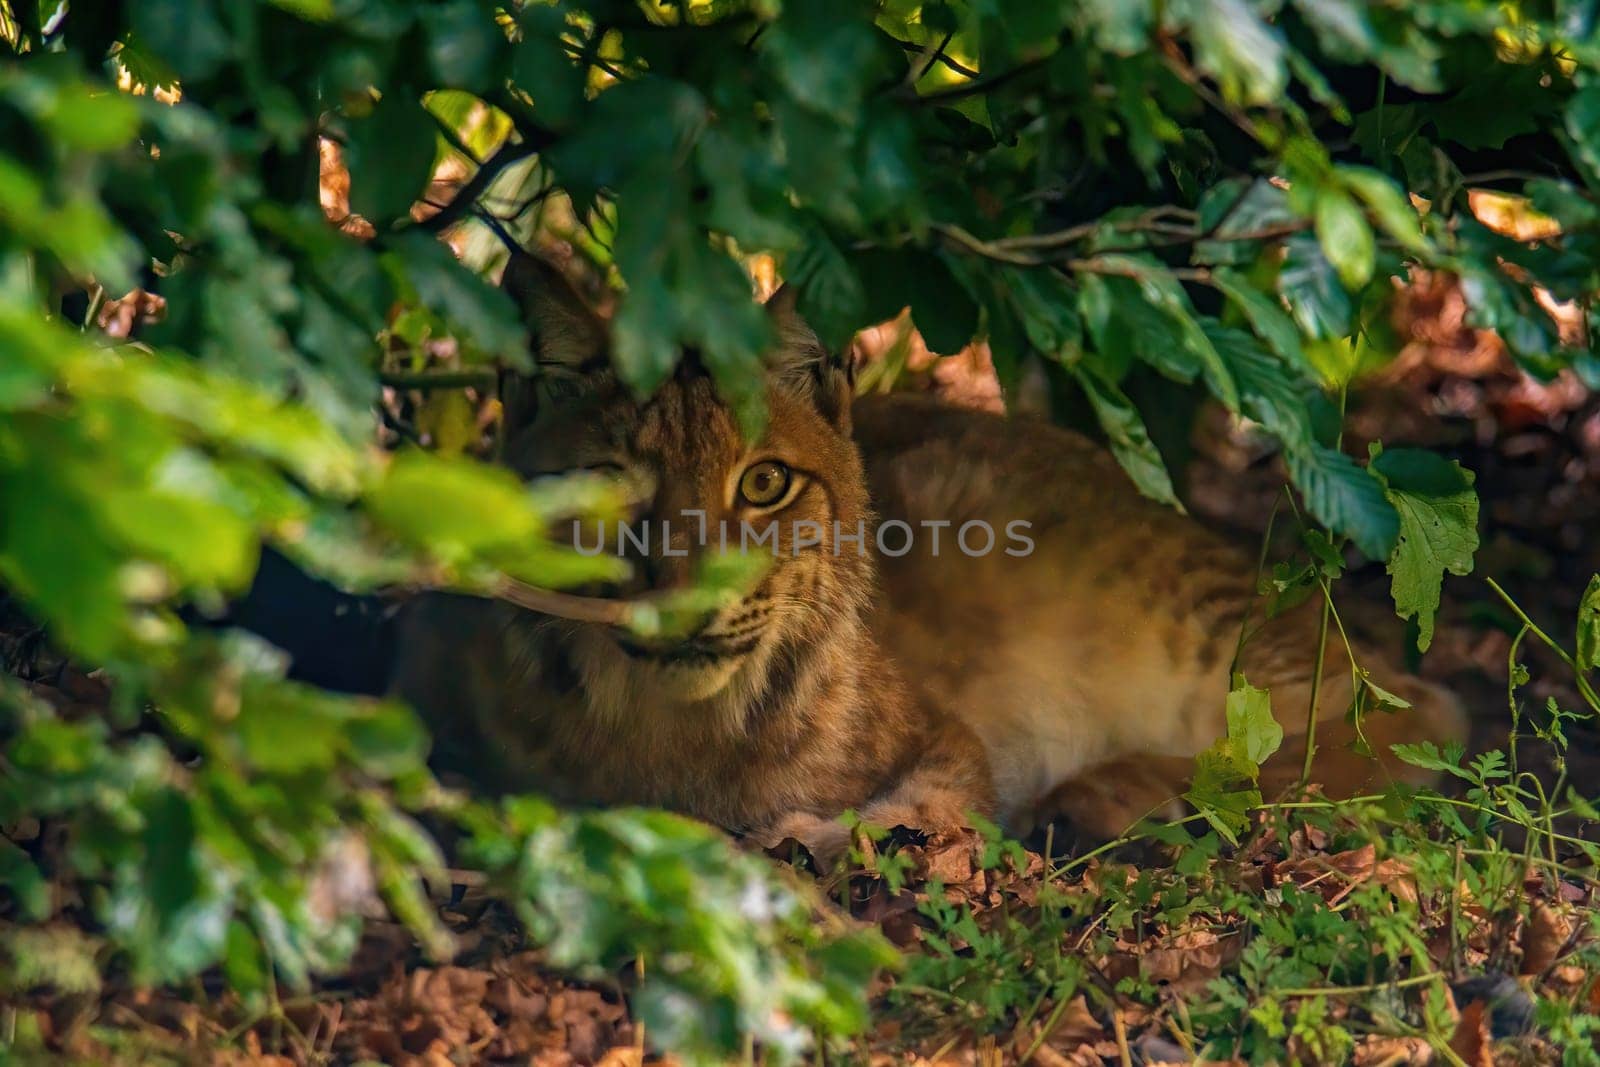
1272,971 -> 1440,998
1486,578 -> 1600,714
1299,382 -> 1350,786
1301,596 -> 1334,787
1047,811 -> 1209,881
1230,494 -> 1284,679
1507,624 -> 1530,778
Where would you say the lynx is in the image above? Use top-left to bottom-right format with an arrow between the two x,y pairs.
394,254 -> 1467,857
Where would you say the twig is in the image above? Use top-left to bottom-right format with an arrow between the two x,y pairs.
1063,257 -> 1211,283
430,111 -> 482,167
932,222 -> 1046,265
415,137 -> 544,235
1111,1008 -> 1133,1067
380,369 -> 500,391
915,55 -> 1049,104
893,34 -> 977,79
490,576 -> 637,626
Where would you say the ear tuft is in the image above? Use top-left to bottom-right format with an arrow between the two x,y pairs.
764,284 -> 852,428
501,252 -> 606,370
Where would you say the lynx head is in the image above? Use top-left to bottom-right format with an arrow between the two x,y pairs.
499,253 -> 871,707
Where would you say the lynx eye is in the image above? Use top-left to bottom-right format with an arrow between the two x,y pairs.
738,460 -> 791,507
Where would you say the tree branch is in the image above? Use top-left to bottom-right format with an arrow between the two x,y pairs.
380,369 -> 500,390
414,136 -> 545,235
913,54 -> 1049,104
893,33 -> 976,80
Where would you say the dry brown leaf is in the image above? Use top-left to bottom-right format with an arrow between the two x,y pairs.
1011,994 -> 1101,1061
1352,1034 -> 1434,1066
1374,857 -> 1419,906
1448,999 -> 1493,1067
1521,901 -> 1572,976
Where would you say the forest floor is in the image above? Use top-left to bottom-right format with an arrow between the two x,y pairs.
8,275 -> 1600,1066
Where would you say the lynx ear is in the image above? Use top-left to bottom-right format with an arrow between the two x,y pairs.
765,284 -> 853,429
501,252 -> 606,371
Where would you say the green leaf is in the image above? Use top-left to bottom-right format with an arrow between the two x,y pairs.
1080,256 -> 1239,410
763,0 -> 882,125
1432,60 -> 1560,151
1576,574 -> 1600,674
421,0 -> 504,92
1338,166 -> 1428,254
1369,447 -> 1479,653
512,5 -> 586,130
1202,324 -> 1316,455
140,789 -> 201,925
1230,680 -> 1282,766
856,249 -> 978,355
344,92 -> 439,224
1391,739 -> 1470,780
1183,678 -> 1280,843
383,231 -> 529,366
1194,178 -> 1297,266
130,0 -> 231,81
1070,363 -> 1181,508
1565,85 -> 1600,182
1279,233 -> 1355,340
788,228 -> 866,352
1314,188 -> 1375,290
1210,266 -> 1308,374
366,450 -> 539,562
1286,445 -> 1400,561
0,839 -> 50,922
1081,0 -> 1152,52
546,78 -> 707,205
1176,0 -> 1287,106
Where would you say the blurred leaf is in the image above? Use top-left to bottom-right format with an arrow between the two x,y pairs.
1070,363 -> 1180,508
344,92 -> 439,224
1339,166 -> 1428,254
1578,575 -> 1600,674
0,839 -> 51,922
1279,233 -> 1355,341
857,249 -> 978,355
763,0 -> 881,125
512,5 -> 586,129
1203,323 -> 1316,455
1210,266 -> 1307,373
421,1 -> 504,92
1314,188 -> 1375,290
1566,84 -> 1600,182
383,231 -> 529,366
366,450 -> 540,562
1174,0 -> 1286,106
129,0 -> 230,81
787,227 -> 865,352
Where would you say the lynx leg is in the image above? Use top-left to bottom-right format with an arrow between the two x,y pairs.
1022,755 -> 1198,841
1025,674 -> 1466,842
1260,672 -> 1469,799
748,718 -> 995,863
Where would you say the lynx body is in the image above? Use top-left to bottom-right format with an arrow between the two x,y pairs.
395,255 -> 1465,853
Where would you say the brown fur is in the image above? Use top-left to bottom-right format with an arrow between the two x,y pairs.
395,259 -> 993,855
394,256 -> 1465,854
